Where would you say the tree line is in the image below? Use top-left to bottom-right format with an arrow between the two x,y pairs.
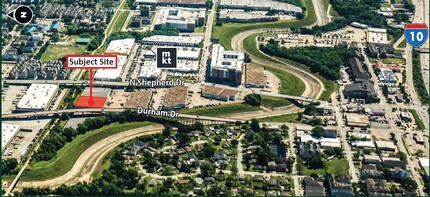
260,39 -> 351,80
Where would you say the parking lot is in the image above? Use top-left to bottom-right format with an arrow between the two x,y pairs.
2,85 -> 28,114
2,119 -> 50,161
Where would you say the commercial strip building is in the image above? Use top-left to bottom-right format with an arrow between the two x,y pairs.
379,68 -> 397,83
2,123 -> 21,151
345,113 -> 369,127
367,27 -> 388,44
201,85 -> 240,101
16,84 -> 59,112
245,63 -> 265,88
139,61 -> 161,79
348,57 -> 370,82
154,7 -> 205,32
95,39 -> 135,81
374,62 -> 401,73
343,80 -> 378,100
375,140 -> 396,152
124,90 -> 153,109
219,9 -> 279,23
209,44 -> 244,86
218,0 -> 302,15
144,47 -> 200,61
162,86 -> 189,110
418,158 -> 429,179
142,35 -> 203,47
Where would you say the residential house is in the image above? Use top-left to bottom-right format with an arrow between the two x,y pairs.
303,177 -> 325,196
299,142 -> 321,159
328,174 -> 354,196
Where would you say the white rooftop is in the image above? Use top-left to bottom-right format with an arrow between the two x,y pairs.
106,39 -> 135,55
139,61 -> 161,78
94,66 -> 123,81
219,0 -> 302,13
17,84 -> 58,111
211,44 -> 244,72
2,123 -> 20,150
142,35 -> 203,45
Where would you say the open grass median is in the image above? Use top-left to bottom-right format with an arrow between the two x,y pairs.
265,66 -> 306,96
212,0 -> 316,50
261,95 -> 292,108
111,11 -> 129,34
21,122 -> 154,181
412,50 -> 429,105
178,103 -> 261,116
408,109 -> 426,130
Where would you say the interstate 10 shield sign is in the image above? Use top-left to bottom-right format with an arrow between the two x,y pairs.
404,23 -> 428,48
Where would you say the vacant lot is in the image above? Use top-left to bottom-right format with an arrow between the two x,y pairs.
41,44 -> 86,62
300,159 -> 349,176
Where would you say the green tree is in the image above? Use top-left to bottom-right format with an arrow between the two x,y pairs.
200,161 -> 215,177
244,93 -> 261,106
311,126 -> 326,138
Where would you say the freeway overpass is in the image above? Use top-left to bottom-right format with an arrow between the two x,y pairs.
1,108 -> 241,123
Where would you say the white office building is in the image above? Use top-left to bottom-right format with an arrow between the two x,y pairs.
142,35 -> 203,47
95,39 -> 135,81
16,84 -> 59,111
209,44 -> 244,85
219,0 -> 302,15
154,7 -> 206,32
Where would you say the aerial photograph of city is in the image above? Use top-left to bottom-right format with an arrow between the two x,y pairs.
1,0 -> 429,196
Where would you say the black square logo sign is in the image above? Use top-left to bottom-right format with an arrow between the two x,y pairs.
157,48 -> 177,68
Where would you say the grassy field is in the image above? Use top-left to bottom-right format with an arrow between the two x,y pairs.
178,103 -> 262,116
21,122 -> 154,181
265,66 -> 306,96
212,0 -> 316,50
195,27 -> 206,33
258,113 -> 300,123
398,38 -> 407,48
382,58 -> 406,64
300,159 -> 349,176
408,109 -> 426,130
41,45 -> 86,62
261,95 -> 292,108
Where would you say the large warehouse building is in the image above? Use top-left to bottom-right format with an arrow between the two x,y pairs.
218,0 -> 302,15
2,123 -> 21,151
16,84 -> 59,112
142,35 -> 203,47
95,39 -> 135,81
209,44 -> 244,86
154,7 -> 206,32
